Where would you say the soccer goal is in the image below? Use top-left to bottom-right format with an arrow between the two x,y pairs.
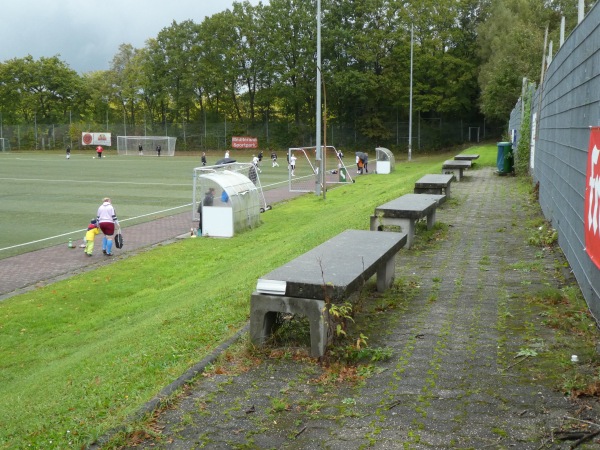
288,146 -> 354,193
0,138 -> 10,152
116,136 -> 177,156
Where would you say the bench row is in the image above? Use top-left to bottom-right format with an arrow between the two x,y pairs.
250,171 -> 460,356
442,153 -> 479,181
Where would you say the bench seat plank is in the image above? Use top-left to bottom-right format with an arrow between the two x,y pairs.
414,174 -> 453,197
373,193 -> 438,219
370,194 -> 443,249
257,229 -> 406,301
251,229 -> 407,357
442,159 -> 471,181
454,154 -> 479,162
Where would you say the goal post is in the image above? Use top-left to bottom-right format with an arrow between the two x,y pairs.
288,146 -> 354,193
116,136 -> 177,156
0,138 -> 10,152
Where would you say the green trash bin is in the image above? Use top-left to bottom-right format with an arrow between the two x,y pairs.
497,142 -> 514,175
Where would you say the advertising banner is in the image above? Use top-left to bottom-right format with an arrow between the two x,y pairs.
82,132 -> 112,146
585,126 -> 600,269
232,136 -> 258,149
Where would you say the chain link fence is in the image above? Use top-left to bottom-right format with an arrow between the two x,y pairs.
0,116 -> 497,153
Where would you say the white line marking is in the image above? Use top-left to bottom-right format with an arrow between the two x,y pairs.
0,204 -> 191,252
0,177 -> 189,186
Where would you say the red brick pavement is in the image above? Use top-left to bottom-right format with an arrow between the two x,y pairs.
0,184 -> 320,300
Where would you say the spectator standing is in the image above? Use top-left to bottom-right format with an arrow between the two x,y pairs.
97,197 -> 118,256
197,187 -> 215,229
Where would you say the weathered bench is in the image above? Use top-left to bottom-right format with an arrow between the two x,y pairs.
370,193 -> 445,249
454,154 -> 480,163
414,174 -> 454,197
442,159 -> 471,181
250,229 -> 407,357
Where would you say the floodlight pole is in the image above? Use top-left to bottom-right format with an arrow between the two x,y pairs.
315,0 -> 323,197
408,23 -> 414,162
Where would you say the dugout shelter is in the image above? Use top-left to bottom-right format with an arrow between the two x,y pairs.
193,163 -> 265,238
375,147 -> 395,174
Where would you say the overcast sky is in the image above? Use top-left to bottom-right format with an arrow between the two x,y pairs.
0,0 -> 265,74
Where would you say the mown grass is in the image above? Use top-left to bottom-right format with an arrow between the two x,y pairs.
0,145 -> 498,448
0,149 -> 299,258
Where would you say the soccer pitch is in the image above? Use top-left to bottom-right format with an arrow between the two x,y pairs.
0,151 -> 295,259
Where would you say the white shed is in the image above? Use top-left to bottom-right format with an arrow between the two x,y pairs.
375,147 -> 396,174
193,163 -> 262,237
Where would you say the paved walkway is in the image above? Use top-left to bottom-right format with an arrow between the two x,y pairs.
118,167 -> 600,449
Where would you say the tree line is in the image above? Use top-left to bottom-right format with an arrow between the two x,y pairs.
0,0 -> 584,150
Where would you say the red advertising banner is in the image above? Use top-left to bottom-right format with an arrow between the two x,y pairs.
82,132 -> 112,146
232,136 -> 258,149
585,126 -> 600,269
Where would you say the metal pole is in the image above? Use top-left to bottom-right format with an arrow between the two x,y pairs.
408,24 -> 414,162
315,0 -> 322,196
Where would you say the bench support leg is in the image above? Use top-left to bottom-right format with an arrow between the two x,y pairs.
442,168 -> 462,181
426,210 -> 436,230
377,255 -> 396,291
372,216 -> 414,249
250,293 -> 328,357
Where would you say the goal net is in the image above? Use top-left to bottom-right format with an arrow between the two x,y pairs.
116,136 -> 177,156
0,138 -> 10,152
288,146 -> 354,193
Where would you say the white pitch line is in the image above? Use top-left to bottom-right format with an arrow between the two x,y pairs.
0,177 -> 190,186
0,204 -> 191,252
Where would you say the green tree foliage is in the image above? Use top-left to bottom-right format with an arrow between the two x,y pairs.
0,0 -> 575,147
0,55 -> 81,123
476,0 -> 555,122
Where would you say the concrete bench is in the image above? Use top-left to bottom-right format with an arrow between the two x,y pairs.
250,229 -> 407,357
414,174 -> 453,197
442,159 -> 471,181
370,193 -> 445,249
454,154 -> 480,164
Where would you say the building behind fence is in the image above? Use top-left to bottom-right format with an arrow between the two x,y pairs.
508,1 -> 600,320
